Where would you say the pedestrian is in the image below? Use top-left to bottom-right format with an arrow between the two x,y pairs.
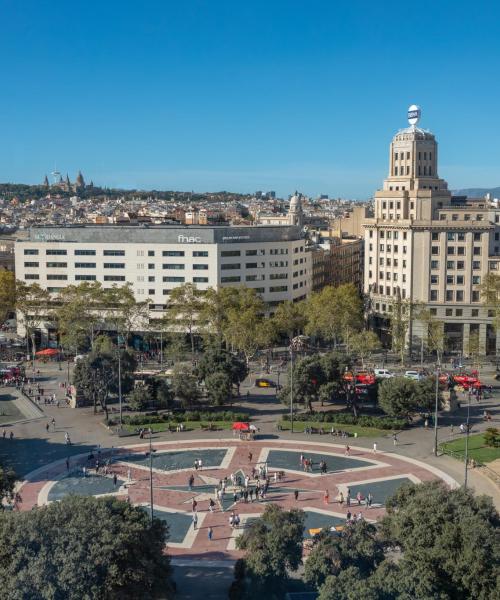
65,457 -> 70,471
192,499 -> 198,512
323,490 -> 329,505
188,474 -> 195,491
346,510 -> 352,521
194,459 -> 199,470
249,488 -> 254,502
113,473 -> 117,486
198,458 -> 203,471
356,491 -> 362,505
373,442 -> 377,454
339,491 -> 344,505
208,526 -> 213,541
2,429 -> 5,439
424,418 -> 429,429
367,492 -> 373,508
392,434 -> 398,446
82,466 -> 87,478
233,491 -> 238,504
209,498 -> 215,512
345,445 -> 350,456
192,512 -> 198,530
9,431 -> 14,440
248,452 -> 253,462
45,422 -> 50,433
294,490 -> 299,501
300,453 -> 304,466
346,490 -> 351,507
450,424 -> 454,435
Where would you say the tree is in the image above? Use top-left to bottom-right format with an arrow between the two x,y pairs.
73,343 -> 137,418
379,481 -> 500,600
389,294 -> 410,364
0,495 -> 174,599
270,300 -> 307,343
0,271 -> 15,324
484,427 -> 500,448
235,504 -> 305,597
350,331 -> 381,368
481,272 -> 500,333
278,354 -> 326,412
468,330 -> 481,363
304,522 -> 384,590
104,284 -> 149,347
417,308 -> 444,364
15,281 -> 51,356
335,284 -> 364,350
171,365 -> 200,407
0,463 -> 16,508
195,345 -> 248,392
414,376 -> 442,413
162,283 -> 203,356
52,282 -> 104,353
205,371 -> 233,406
127,385 -> 151,411
378,377 -> 418,418
198,287 -> 239,347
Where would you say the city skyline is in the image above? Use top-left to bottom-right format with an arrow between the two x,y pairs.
1,1 -> 500,197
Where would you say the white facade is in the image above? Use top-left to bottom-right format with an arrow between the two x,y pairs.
16,224 -> 311,332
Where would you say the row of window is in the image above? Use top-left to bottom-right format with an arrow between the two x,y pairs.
432,232 -> 482,241
371,257 -> 407,267
431,246 -> 481,256
374,272 -> 407,282
439,213 -> 484,221
431,260 -> 481,270
430,275 -> 481,285
369,244 -> 408,254
429,290 -> 481,302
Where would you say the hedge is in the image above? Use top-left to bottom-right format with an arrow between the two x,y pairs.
120,410 -> 250,427
281,412 -> 406,430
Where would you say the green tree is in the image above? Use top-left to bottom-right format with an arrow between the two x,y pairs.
417,308 -> 445,364
380,481 -> 500,600
350,330 -> 381,368
171,365 -> 200,407
198,287 -> 239,347
0,271 -> 16,324
378,376 -> 418,418
414,376 -> 442,412
205,371 -> 233,406
335,284 -> 364,350
480,272 -> 500,333
15,281 -> 51,356
304,522 -> 384,590
270,300 -> 307,343
104,284 -> 149,347
163,283 -> 202,356
127,385 -> 150,411
484,427 -> 500,448
389,295 -> 410,364
195,345 -> 248,392
0,495 -> 174,600
0,463 -> 16,508
235,504 -> 305,598
278,354 -> 326,412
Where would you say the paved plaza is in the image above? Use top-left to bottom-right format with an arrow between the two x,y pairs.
16,437 -> 456,558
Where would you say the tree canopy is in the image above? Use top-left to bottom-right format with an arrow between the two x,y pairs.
0,495 -> 174,600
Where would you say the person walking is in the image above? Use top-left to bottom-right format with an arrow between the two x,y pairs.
372,442 -> 377,454
323,490 -> 329,505
248,452 -> 253,462
113,473 -> 118,486
9,431 -> 14,440
344,445 -> 350,456
192,512 -> 198,530
198,458 -> 203,471
188,474 -> 195,491
338,491 -> 344,506
209,498 -> 215,512
392,434 -> 398,446
45,422 -> 50,433
2,429 -> 6,439
367,492 -> 373,508
294,490 -> 299,501
208,526 -> 213,541
65,457 -> 70,471
346,489 -> 351,507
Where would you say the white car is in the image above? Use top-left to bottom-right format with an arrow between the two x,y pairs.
404,370 -> 424,381
374,368 -> 395,379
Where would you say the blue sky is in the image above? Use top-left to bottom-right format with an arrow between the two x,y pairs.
0,0 -> 499,198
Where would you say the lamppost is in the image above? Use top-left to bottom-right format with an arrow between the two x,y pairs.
433,364 -> 440,456
289,336 -> 307,434
118,350 -> 123,428
464,389 -> 471,489
147,427 -> 156,525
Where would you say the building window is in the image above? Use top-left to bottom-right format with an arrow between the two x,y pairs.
193,277 -> 209,283
148,276 -> 155,282
221,250 -> 241,257
193,251 -> 208,257
455,309 -> 463,316
452,214 -> 458,221
25,274 -> 39,280
103,250 -> 125,256
163,264 -> 185,270
446,232 -> 455,241
446,291 -> 453,301
221,263 -> 241,270
430,308 -> 437,315
472,261 -> 481,270
457,247 -> 465,256
431,260 -> 439,269
104,263 -> 125,268
269,286 -> 288,293
456,290 -> 464,302
163,251 -> 185,257
148,250 -> 155,257
473,247 -> 481,255
46,249 -> 67,255
471,309 -> 479,317
472,276 -> 481,285
24,249 -> 39,255
431,246 -> 439,255
445,309 -> 453,316
446,275 -> 454,284
472,291 -> 480,302
104,275 -> 126,281
75,249 -> 96,256
75,275 -> 96,281
457,261 -> 465,270
430,290 -> 438,301
24,261 -> 39,267
47,274 -> 67,280
148,289 -> 155,295
148,264 -> 155,269
75,263 -> 96,269
432,232 -> 439,240
431,275 -> 439,284
163,276 -> 185,283
447,247 -> 455,255
46,262 -> 67,268
193,264 -> 209,270
221,276 -> 241,283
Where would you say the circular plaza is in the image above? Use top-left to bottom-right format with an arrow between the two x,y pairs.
17,437 -> 457,558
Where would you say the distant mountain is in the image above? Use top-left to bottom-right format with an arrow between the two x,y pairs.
453,187 -> 500,198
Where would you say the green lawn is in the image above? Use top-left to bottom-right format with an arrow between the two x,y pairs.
440,434 -> 500,464
123,420 -> 236,433
278,420 -> 387,438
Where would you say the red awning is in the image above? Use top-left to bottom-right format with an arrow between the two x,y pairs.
232,422 -> 250,431
36,348 -> 60,357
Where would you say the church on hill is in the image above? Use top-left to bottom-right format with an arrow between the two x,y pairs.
43,171 -> 91,193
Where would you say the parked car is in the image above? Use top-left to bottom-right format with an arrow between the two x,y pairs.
374,368 -> 395,379
404,370 -> 424,381
255,378 -> 276,388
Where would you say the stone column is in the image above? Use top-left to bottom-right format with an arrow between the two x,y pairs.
462,323 -> 470,358
479,323 -> 487,356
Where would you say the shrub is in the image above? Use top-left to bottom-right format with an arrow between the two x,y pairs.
484,427 -> 500,448
279,411 -> 405,430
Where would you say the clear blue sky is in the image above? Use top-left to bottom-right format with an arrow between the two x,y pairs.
1,0 -> 499,198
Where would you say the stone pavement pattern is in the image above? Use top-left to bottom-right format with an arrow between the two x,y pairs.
16,438 -> 455,559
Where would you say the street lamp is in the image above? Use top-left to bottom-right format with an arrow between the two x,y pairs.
289,336 -> 307,434
433,364 -> 440,456
464,389 -> 471,489
118,350 -> 122,428
147,428 -> 156,525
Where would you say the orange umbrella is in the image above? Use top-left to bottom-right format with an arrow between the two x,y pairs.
35,348 -> 60,357
232,422 -> 250,431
